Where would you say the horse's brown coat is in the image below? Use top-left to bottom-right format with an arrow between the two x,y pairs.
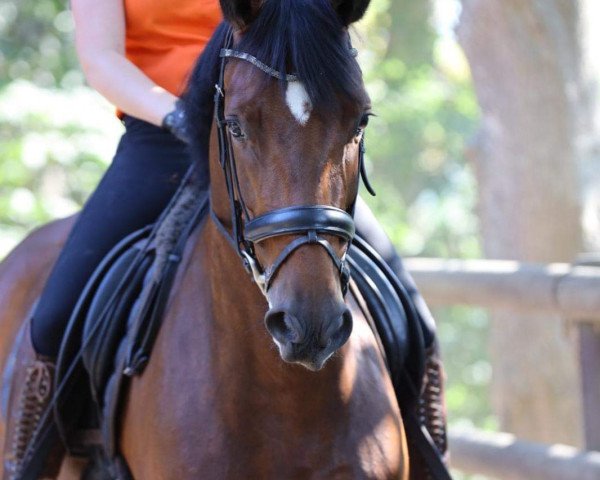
117,218 -> 407,478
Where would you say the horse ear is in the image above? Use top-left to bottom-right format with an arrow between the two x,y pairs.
219,0 -> 263,29
332,0 -> 371,26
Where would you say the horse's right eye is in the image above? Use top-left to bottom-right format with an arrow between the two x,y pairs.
227,121 -> 245,139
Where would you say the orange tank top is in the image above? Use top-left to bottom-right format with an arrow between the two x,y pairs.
124,0 -> 223,97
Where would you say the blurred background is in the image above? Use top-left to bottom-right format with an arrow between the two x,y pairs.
1,0 -> 599,478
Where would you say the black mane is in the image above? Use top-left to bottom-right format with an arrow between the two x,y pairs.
182,22 -> 229,173
182,0 -> 363,166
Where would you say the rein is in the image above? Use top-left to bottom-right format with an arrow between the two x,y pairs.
210,28 -> 375,296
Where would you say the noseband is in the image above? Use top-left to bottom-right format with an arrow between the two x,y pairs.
210,28 -> 375,297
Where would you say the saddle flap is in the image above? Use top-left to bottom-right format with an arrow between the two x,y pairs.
348,235 -> 426,407
82,245 -> 154,402
53,225 -> 154,455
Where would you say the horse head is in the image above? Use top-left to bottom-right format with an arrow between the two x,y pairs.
208,0 -> 372,371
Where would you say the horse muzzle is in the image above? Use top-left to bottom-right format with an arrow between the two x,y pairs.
264,303 -> 353,371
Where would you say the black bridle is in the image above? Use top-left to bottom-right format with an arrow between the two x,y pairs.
210,28 -> 375,297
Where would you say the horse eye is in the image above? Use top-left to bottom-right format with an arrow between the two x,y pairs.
355,113 -> 371,136
227,120 -> 245,139
359,113 -> 371,128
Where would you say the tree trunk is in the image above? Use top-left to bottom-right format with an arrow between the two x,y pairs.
457,0 -> 586,446
578,0 -> 600,250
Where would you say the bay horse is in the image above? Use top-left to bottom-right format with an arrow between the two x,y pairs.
0,0 -> 411,477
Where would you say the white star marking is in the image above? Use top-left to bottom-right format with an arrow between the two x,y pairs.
285,82 -> 313,126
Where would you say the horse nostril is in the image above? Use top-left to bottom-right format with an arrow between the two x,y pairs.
320,308 -> 353,351
265,310 -> 303,345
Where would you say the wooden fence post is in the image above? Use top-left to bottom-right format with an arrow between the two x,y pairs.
575,254 -> 600,450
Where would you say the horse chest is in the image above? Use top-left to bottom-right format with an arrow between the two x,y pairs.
122,313 -> 405,479
120,231 -> 406,479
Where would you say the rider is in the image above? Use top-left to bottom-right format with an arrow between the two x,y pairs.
2,0 -> 439,478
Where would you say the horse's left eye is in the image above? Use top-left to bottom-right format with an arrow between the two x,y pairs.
355,113 -> 371,136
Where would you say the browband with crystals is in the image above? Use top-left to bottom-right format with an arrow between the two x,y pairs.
220,49 -> 298,82
220,46 -> 358,83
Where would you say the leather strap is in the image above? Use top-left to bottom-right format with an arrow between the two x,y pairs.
220,49 -> 298,82
404,409 -> 453,480
262,230 -> 350,294
245,205 -> 355,243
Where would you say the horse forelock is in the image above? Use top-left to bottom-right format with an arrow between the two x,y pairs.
238,0 -> 364,109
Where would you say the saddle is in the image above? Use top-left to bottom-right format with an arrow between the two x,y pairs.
46,184 -> 448,479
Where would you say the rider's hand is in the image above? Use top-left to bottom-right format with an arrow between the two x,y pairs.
162,99 -> 191,144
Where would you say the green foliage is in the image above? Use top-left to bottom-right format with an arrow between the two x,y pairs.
438,307 -> 497,430
0,0 -> 81,89
356,0 -> 480,259
0,81 -> 121,253
354,0 -> 494,437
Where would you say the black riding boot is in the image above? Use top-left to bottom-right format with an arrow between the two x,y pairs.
2,319 -> 62,480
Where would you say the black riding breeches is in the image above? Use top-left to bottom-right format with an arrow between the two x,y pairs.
31,116 -> 193,357
31,115 -> 434,356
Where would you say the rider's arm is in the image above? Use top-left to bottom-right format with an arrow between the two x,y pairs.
71,0 -> 177,126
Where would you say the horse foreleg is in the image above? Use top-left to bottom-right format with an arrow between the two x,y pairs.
56,456 -> 88,479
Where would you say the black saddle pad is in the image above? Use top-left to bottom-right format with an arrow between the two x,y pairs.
76,232 -> 424,404
53,225 -> 154,454
348,236 -> 425,406
82,240 -> 154,402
